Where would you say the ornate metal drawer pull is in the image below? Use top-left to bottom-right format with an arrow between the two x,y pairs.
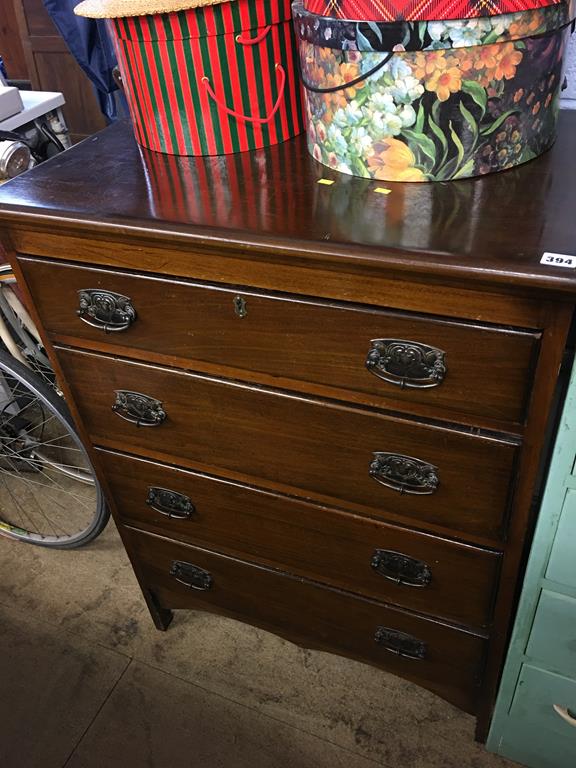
77,289 -> 136,333
371,549 -> 432,587
370,453 -> 439,495
366,339 -> 446,389
374,626 -> 427,660
146,487 -> 195,519
170,560 -> 213,591
112,390 -> 166,427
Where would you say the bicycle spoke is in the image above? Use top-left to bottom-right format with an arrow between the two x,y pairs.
30,456 -> 91,472
31,454 -> 95,484
0,473 -> 39,533
0,443 -> 89,484
0,461 -> 95,510
6,434 -> 84,454
0,472 -> 65,537
0,467 -> 92,537
0,393 -> 47,430
15,433 -> 84,452
0,405 -> 56,435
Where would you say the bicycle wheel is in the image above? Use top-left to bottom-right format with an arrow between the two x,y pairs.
0,348 -> 109,547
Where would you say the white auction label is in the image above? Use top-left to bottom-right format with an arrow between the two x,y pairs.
540,253 -> 576,269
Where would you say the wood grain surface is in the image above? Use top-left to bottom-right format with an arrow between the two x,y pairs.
125,524 -> 487,715
99,447 -> 501,629
20,256 -> 540,428
58,346 -> 519,543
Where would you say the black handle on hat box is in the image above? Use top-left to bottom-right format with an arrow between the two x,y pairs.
297,51 -> 393,94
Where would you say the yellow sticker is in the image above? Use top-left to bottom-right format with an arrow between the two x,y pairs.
317,178 -> 335,186
374,187 -> 391,195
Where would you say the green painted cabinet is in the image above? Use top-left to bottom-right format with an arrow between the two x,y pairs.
487,360 -> 576,766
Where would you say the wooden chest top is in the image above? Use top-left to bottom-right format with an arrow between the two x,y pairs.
0,114 -> 575,296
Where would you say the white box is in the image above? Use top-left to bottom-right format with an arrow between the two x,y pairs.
0,86 -> 24,122
0,90 -> 65,131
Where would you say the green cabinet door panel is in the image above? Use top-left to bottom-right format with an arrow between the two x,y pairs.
546,489 -> 576,589
487,358 -> 576,766
527,590 -> 576,678
498,665 -> 576,768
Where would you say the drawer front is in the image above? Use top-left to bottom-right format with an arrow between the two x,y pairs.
58,348 -> 518,542
124,526 -> 486,714
527,590 -> 576,678
99,448 -> 501,628
499,664 -> 576,768
21,257 -> 539,425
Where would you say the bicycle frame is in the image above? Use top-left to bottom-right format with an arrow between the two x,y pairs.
0,265 -> 33,365
0,266 -> 57,392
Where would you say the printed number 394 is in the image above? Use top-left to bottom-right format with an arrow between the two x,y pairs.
540,253 -> 576,269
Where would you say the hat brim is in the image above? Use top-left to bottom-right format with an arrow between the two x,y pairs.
74,0 -> 231,18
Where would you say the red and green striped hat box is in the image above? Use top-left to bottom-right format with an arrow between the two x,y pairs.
109,0 -> 305,155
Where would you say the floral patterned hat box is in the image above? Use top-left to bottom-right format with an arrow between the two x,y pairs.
75,0 -> 305,155
294,1 -> 575,180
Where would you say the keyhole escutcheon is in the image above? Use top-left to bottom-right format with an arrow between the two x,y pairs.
234,296 -> 247,318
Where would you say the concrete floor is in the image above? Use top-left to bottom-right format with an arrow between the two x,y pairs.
0,520 -> 516,768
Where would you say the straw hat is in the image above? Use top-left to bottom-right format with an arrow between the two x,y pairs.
74,0 -> 230,18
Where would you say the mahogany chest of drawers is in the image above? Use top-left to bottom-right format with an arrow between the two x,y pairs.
2,115 -> 576,740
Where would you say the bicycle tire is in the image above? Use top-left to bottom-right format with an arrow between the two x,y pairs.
0,347 -> 109,547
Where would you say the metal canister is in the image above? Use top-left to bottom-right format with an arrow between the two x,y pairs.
0,140 -> 31,179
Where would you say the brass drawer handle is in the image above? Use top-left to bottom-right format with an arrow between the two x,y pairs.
370,453 -> 439,495
146,487 -> 195,519
371,549 -> 432,587
374,626 -> 427,660
112,390 -> 166,427
366,339 -> 446,389
553,705 -> 576,728
170,560 -> 213,590
77,289 -> 136,332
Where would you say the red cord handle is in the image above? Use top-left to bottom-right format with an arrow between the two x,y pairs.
201,64 -> 286,126
235,25 -> 271,45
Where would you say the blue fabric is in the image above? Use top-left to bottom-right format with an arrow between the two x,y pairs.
42,0 -> 123,121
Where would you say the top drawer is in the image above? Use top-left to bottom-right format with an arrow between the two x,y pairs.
19,257 -> 539,427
